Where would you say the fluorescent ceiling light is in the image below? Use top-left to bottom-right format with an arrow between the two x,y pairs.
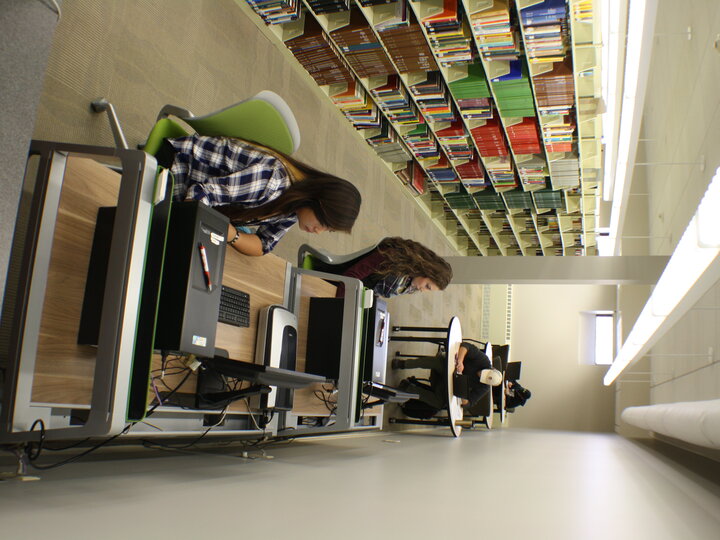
607,0 -> 658,255
601,0 -> 623,201
604,167 -> 720,385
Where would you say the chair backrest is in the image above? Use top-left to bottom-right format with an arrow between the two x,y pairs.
297,242 -> 379,274
144,118 -> 190,156
181,91 -> 300,155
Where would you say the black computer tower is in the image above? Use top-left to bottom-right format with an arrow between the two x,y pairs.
154,201 -> 229,356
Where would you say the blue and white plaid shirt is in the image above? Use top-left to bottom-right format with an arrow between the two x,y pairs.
169,135 -> 297,253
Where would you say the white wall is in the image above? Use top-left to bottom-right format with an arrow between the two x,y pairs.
509,284 -> 616,432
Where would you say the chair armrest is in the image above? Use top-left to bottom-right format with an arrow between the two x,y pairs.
156,104 -> 194,122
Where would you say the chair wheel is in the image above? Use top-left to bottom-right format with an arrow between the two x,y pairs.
90,98 -> 109,113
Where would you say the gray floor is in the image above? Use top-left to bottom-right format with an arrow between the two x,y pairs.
2,429 -> 720,539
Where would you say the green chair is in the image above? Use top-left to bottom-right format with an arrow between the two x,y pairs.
297,242 -> 379,274
91,90 -> 301,157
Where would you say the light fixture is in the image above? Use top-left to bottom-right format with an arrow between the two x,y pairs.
604,167 -> 720,385
606,0 -> 659,256
600,0 -> 623,201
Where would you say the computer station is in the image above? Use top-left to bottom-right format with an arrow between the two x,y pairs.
2,1 -> 720,538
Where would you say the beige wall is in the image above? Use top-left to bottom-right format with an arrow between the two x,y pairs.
508,284 -> 616,432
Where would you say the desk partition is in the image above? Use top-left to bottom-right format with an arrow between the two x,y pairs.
0,143 -> 383,444
0,142 -> 157,443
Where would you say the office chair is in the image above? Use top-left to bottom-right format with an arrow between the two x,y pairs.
91,90 -> 301,157
297,242 -> 379,274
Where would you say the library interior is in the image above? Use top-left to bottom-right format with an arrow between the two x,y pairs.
1,0 -> 720,538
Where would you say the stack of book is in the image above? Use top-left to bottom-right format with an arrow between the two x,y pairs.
519,0 -> 566,26
572,0 -> 594,22
307,0 -> 350,14
474,191 -> 507,211
520,0 -> 568,64
409,160 -> 427,194
330,80 -> 366,112
533,188 -> 565,209
359,0 -> 398,7
505,117 -> 542,155
426,155 -> 457,183
341,94 -> 382,129
455,153 -> 489,190
402,123 -> 439,159
245,0 -> 301,24
469,0 -> 520,61
377,8 -> 438,73
484,156 -> 516,189
470,118 -> 508,157
436,120 -> 473,161
515,156 -> 548,188
366,120 -> 412,162
502,189 -> 533,209
444,189 -> 476,209
372,0 -> 408,32
491,60 -> 536,118
542,114 -> 575,153
534,59 -> 575,115
422,1 -> 474,66
286,17 -> 354,85
394,160 -> 412,184
330,8 -> 396,78
410,73 -> 456,123
548,154 -> 580,188
370,75 -> 422,125
448,61 -> 493,120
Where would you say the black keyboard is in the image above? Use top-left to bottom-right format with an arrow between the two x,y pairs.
218,285 -> 251,327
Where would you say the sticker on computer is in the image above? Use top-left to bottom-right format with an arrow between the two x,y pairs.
210,232 -> 223,245
192,335 -> 207,347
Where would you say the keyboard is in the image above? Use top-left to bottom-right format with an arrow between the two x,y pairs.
218,285 -> 251,327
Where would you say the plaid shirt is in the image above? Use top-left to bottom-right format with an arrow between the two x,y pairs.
169,135 -> 296,253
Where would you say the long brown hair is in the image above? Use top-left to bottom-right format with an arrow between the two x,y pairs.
215,146 -> 361,232
373,237 -> 453,289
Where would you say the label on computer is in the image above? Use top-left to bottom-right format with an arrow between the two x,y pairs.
192,335 -> 207,347
210,232 -> 223,245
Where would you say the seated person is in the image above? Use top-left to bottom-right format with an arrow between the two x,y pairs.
505,380 -> 531,410
157,135 -> 361,256
336,237 -> 453,298
393,341 -> 502,410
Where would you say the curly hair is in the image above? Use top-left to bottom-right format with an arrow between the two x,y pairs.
373,237 -> 453,289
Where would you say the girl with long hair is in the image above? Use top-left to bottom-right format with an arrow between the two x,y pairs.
335,237 -> 453,298
162,135 -> 361,256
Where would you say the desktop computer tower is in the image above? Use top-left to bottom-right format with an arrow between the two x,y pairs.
254,305 -> 298,410
154,201 -> 229,357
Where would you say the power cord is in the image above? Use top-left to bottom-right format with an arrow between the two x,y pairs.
25,369 -> 193,470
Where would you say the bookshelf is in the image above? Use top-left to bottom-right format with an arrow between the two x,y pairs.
245,0 -> 602,256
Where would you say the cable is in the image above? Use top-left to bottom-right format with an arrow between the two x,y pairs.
26,369 -> 193,470
40,0 -> 61,21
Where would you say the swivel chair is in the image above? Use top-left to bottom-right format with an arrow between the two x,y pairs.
297,242 -> 379,274
91,90 -> 301,157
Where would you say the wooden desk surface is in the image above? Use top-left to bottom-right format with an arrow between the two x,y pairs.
31,156 -> 353,420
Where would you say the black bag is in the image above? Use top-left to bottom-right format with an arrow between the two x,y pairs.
400,398 -> 440,419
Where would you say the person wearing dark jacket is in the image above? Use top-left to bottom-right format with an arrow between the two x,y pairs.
393,341 -> 502,410
505,381 -> 531,410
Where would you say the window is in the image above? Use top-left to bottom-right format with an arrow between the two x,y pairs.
594,313 -> 614,365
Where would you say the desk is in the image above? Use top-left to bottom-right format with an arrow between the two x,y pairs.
389,317 -> 464,437
1,143 -> 379,443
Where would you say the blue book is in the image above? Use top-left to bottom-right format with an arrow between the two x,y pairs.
491,60 -> 522,82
